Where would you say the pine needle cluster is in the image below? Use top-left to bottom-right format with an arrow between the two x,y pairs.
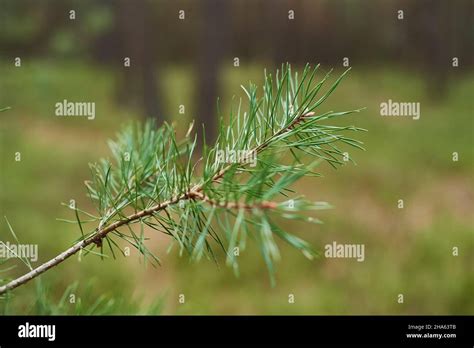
0,63 -> 365,294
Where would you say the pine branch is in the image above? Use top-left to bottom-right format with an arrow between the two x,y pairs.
0,64 -> 365,294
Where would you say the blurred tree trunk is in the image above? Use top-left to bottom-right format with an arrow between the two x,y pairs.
116,0 -> 162,119
197,0 -> 229,146
410,0 -> 448,98
142,1 -> 161,119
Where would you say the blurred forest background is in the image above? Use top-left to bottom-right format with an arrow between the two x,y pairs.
0,0 -> 473,314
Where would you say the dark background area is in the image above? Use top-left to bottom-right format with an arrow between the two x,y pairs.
2,0 -> 473,140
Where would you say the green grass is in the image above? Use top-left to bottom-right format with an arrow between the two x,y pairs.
1,61 -> 473,314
